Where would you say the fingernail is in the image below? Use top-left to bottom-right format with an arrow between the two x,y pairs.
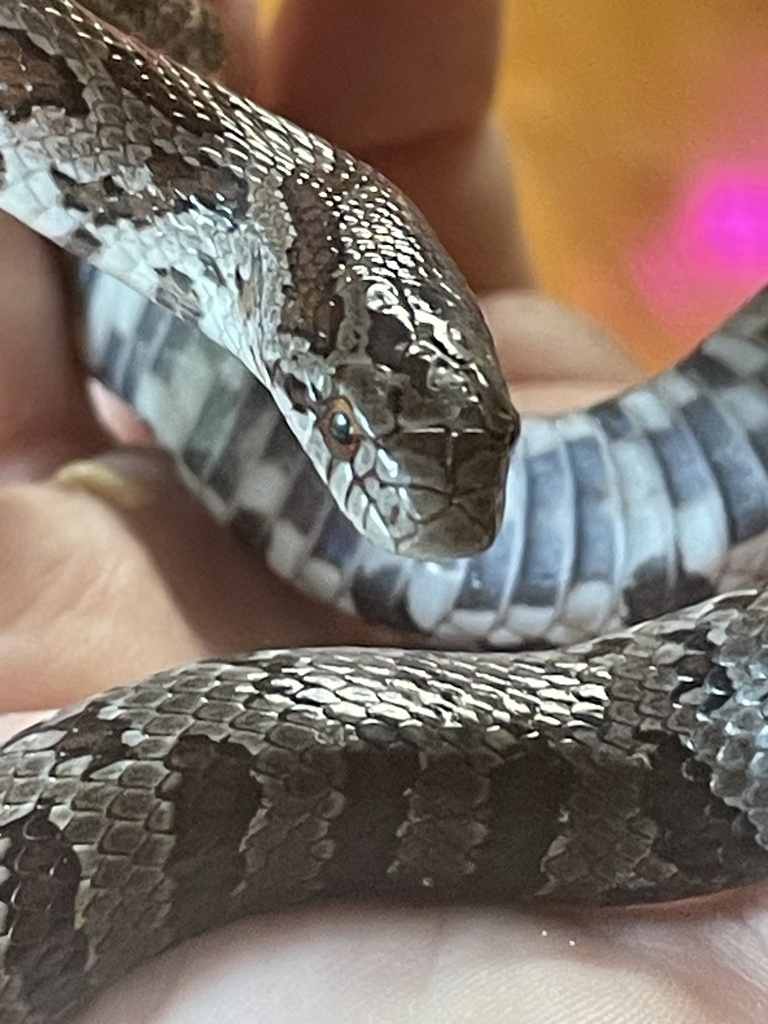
54,458 -> 152,510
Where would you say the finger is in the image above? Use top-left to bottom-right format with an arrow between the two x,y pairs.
208,0 -> 263,95
258,0 -> 530,293
262,0 -> 500,147
0,448 -> 393,712
481,290 -> 643,412
0,213 -> 107,481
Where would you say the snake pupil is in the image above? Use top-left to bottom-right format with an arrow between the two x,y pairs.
329,411 -> 353,446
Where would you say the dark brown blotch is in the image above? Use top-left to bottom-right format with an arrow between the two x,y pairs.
83,0 -> 224,74
146,152 -> 249,224
630,733 -> 768,901
155,266 -> 202,323
161,734 -> 262,939
320,740 -> 420,898
39,702 -> 133,780
50,168 -> 152,228
0,29 -> 88,123
104,37 -> 224,135
472,737 -> 578,901
283,373 -> 310,413
1,808 -> 88,1015
365,310 -> 429,392
279,167 -> 347,355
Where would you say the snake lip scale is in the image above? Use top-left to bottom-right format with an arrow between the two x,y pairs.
2,2 -> 768,1023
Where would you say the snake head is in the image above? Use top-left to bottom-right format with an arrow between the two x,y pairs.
269,158 -> 519,559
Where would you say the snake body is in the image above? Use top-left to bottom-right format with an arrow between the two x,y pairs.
3,3 -> 768,1022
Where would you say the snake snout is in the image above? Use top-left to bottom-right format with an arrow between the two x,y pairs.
392,484 -> 509,560
375,415 -> 516,561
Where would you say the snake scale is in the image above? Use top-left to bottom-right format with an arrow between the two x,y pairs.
2,1 -> 768,1021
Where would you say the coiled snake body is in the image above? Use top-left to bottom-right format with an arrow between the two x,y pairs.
2,3 -> 768,1021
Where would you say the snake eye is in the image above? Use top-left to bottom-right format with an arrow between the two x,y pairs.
320,397 -> 362,461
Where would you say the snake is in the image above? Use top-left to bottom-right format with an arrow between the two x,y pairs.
2,1 -> 768,1021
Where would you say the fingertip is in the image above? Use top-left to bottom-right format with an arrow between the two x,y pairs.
209,0 -> 263,95
481,289 -> 642,387
257,0 -> 524,291
0,213 -> 107,480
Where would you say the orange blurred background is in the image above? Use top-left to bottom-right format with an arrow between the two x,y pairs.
501,1 -> 768,368
260,1 -> 768,368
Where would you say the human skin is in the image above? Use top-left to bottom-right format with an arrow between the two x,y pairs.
2,2 -> 767,1022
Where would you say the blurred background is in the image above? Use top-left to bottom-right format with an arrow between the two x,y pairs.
500,1 -> 768,368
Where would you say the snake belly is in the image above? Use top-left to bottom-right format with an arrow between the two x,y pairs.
2,3 -> 768,1024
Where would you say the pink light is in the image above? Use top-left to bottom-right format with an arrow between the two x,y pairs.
690,169 -> 768,267
631,163 -> 768,328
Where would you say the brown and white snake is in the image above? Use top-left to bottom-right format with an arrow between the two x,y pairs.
2,3 -> 768,1022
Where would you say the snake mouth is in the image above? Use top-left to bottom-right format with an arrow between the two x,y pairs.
351,403 -> 517,561
381,479 -> 508,560
350,423 -> 515,560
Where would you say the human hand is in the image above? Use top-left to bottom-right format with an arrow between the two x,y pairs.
4,2 -> 760,1024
